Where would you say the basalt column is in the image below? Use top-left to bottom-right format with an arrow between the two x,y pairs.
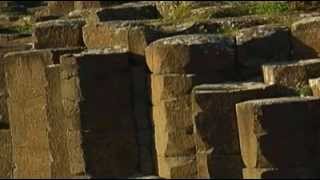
4,48 -> 81,178
146,34 -> 236,178
236,97 -> 320,178
192,82 -> 278,178
60,49 -> 139,178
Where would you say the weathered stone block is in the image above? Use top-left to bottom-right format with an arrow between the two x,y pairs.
192,82 -> 277,178
157,156 -> 197,179
4,49 -> 81,178
152,96 -> 192,132
146,34 -> 235,74
74,1 -> 108,10
262,58 -> 320,91
83,21 -> 166,64
33,19 -> 85,49
236,97 -> 320,169
309,77 -> 320,96
0,130 -> 12,178
154,127 -> 195,157
92,2 -> 159,22
192,82 -> 277,154
48,1 -> 75,16
236,25 -> 290,78
291,17 -> 320,59
150,74 -> 229,105
60,49 -> 139,177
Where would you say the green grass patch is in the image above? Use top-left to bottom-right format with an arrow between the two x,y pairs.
0,24 -> 32,34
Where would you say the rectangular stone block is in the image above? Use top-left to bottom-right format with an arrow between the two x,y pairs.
192,82 -> 277,155
309,77 -> 320,96
93,2 -> 159,22
157,156 -> 197,179
46,65 -> 71,178
0,130 -> 12,178
152,96 -> 192,132
291,17 -> 320,60
48,1 -> 74,16
60,49 -> 139,177
236,25 -> 290,79
33,19 -> 85,49
262,58 -> 320,91
236,97 -> 320,169
154,127 -> 195,157
4,49 -> 82,178
151,73 -> 232,105
146,34 -> 235,74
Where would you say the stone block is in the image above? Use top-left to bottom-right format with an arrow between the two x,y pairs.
157,156 -> 197,179
4,48 -> 81,178
262,58 -> 320,91
236,25 -> 290,78
145,34 -> 235,74
48,1 -> 75,16
236,97 -> 320,169
291,17 -> 320,59
33,19 -> 85,49
92,2 -> 159,22
0,130 -> 12,178
309,77 -> 320,96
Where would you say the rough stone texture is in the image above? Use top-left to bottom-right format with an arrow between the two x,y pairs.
236,97 -> 320,178
4,48 -> 81,178
291,17 -> 320,60
92,2 -> 160,22
243,168 -> 317,179
83,20 -> 168,64
236,25 -> 290,79
60,49 -> 139,178
309,77 -> 320,96
262,58 -> 320,91
132,66 -> 155,175
0,130 -> 12,178
33,19 -> 86,49
146,34 -> 235,74
47,1 -> 75,16
74,1 -> 109,10
46,64 -> 71,178
157,156 -> 197,179
192,82 -> 278,178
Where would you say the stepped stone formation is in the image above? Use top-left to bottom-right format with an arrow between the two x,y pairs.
192,82 -> 278,179
3,1 -> 320,179
146,34 -> 236,179
236,97 -> 320,178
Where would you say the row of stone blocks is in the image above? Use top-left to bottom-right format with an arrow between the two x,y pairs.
143,33 -> 320,178
31,15 -> 320,80
2,33 -> 320,179
0,48 -> 146,178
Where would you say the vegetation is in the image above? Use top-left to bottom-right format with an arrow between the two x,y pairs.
296,85 -> 313,97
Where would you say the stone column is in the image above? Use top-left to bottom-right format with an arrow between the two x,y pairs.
192,82 -> 277,178
145,34 -> 235,178
4,48 -> 81,178
236,97 -> 320,178
60,49 -> 139,178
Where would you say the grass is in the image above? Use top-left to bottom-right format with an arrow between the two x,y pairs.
0,24 -> 33,34
295,85 -> 313,97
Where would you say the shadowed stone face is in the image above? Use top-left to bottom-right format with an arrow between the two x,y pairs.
192,82 -> 278,178
236,97 -> 320,178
